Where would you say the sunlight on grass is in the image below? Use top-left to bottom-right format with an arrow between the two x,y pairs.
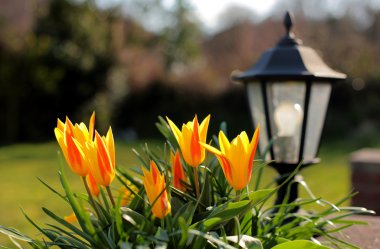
0,140 -> 355,247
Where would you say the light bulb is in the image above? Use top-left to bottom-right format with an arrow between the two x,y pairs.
274,102 -> 303,137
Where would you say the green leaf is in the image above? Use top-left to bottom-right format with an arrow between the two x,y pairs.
120,207 -> 154,232
0,226 -> 33,243
37,177 -> 67,202
271,240 -> 331,249
188,229 -> 236,249
155,227 -> 169,242
178,217 -> 189,247
226,235 -> 263,249
190,200 -> 253,232
248,189 -> 274,205
57,153 -> 102,247
41,207 -> 94,243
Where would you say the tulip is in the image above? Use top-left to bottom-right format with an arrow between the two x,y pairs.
171,150 -> 188,192
201,126 -> 260,190
119,184 -> 137,206
64,213 -> 78,224
142,161 -> 171,219
86,128 -> 115,187
166,115 -> 210,167
86,173 -> 100,197
72,112 -> 95,146
54,116 -> 89,176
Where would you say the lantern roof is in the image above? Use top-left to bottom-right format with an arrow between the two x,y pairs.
232,12 -> 346,82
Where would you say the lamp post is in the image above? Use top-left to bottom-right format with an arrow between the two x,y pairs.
232,12 -> 346,211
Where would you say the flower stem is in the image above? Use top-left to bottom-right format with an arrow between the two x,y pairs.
106,186 -> 116,208
236,189 -> 242,201
82,176 -> 101,218
194,167 -> 200,199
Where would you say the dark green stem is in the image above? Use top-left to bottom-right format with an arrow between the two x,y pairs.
235,189 -> 242,201
106,186 -> 116,208
194,167 -> 200,199
82,176 -> 102,218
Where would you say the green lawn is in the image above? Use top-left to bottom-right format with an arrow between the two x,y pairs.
0,139 -> 367,247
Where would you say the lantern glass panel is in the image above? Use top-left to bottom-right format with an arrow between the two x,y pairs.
267,81 -> 306,164
247,83 -> 270,161
303,82 -> 332,161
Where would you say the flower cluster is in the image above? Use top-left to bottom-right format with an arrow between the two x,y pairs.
54,112 -> 116,204
0,113 -> 371,249
144,115 -> 260,219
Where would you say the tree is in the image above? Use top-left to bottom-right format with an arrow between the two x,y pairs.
0,0 -> 116,143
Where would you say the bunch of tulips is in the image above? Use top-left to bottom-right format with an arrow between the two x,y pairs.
0,113 -> 374,249
54,113 -> 116,209
54,112 -> 260,220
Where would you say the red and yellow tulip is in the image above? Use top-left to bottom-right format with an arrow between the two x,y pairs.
64,212 -> 78,224
171,150 -> 188,192
118,184 -> 137,206
86,172 -> 100,197
142,161 -> 171,219
86,128 -> 116,187
54,113 -> 95,176
201,126 -> 260,190
166,115 -> 210,167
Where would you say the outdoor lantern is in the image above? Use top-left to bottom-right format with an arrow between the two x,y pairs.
232,12 -> 346,210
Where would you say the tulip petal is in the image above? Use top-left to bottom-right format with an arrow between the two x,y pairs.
105,127 -> 115,169
218,131 -> 231,155
200,142 -> 222,156
247,126 -> 260,179
190,116 -> 202,166
199,115 -> 210,144
216,154 -> 234,187
57,119 -> 65,132
166,117 -> 183,145
54,128 -> 70,163
89,112 -> 95,140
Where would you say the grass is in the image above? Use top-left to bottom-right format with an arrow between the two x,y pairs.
0,138 -> 374,247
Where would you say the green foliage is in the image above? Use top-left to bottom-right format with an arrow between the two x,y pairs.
0,0 -> 116,143
0,118 -> 375,248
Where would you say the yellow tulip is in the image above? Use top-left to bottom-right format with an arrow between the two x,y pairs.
118,183 -> 137,206
86,172 -> 100,197
142,161 -> 171,219
54,112 -> 95,176
201,126 -> 260,190
166,115 -> 210,167
64,212 -> 78,224
72,112 -> 95,146
54,116 -> 88,176
86,128 -> 116,187
171,150 -> 188,192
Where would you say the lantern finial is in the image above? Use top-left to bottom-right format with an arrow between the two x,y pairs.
284,11 -> 293,36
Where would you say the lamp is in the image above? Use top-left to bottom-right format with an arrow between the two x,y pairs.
232,11 -> 346,211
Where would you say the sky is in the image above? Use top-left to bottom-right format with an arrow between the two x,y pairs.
96,0 -> 380,33
97,0 -> 279,32
190,0 -> 278,30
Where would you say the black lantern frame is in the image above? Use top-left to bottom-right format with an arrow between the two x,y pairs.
232,12 -> 346,211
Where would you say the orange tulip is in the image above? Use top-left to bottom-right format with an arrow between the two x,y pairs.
166,115 -> 210,167
86,173 -> 100,197
142,161 -> 171,219
118,184 -> 136,206
201,126 -> 260,190
54,115 -> 92,176
86,128 -> 116,187
64,212 -> 78,224
171,150 -> 188,192
72,112 -> 95,146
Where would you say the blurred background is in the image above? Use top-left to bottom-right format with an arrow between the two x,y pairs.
1,0 -> 380,144
1,0 -> 380,246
